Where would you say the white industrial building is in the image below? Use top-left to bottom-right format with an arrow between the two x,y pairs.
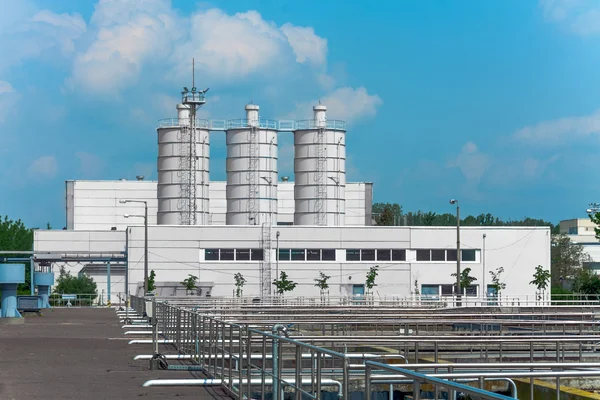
560,218 -> 600,270
33,90 -> 550,303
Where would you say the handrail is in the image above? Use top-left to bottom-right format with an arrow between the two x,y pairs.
156,118 -> 347,131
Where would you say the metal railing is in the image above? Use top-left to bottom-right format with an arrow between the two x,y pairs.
295,119 -> 346,131
132,296 -> 563,399
156,118 -> 347,132
49,293 -> 99,307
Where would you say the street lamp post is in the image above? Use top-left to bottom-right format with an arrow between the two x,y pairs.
276,231 -> 280,286
482,233 -> 487,300
450,199 -> 461,306
121,200 -> 149,296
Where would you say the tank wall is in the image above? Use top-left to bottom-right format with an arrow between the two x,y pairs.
226,128 -> 278,225
157,126 -> 210,225
294,129 -> 346,226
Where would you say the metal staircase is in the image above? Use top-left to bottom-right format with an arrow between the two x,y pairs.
260,221 -> 272,298
247,124 -> 259,225
314,127 -> 326,226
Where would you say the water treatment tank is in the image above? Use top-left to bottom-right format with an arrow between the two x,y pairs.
34,271 -> 55,309
225,104 -> 278,225
157,103 -> 210,225
294,104 -> 346,226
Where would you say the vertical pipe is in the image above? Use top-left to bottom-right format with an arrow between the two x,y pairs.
238,325 -> 243,398
106,261 -> 111,305
30,257 -> 34,295
482,233 -> 486,300
413,380 -> 421,400
295,345 -> 302,400
144,202 -> 149,295
273,334 -> 279,400
228,325 -> 233,392
365,364 -> 372,400
342,355 -> 349,400
246,328 -> 252,400
456,204 -> 461,306
316,351 -> 322,399
261,335 -> 266,400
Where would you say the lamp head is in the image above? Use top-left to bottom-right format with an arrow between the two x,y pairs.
449,199 -> 457,205
123,214 -> 130,218
587,209 -> 593,214
119,200 -> 127,204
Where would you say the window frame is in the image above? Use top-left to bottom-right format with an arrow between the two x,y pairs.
205,249 -> 219,261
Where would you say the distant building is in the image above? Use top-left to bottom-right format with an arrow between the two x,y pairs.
560,218 -> 600,271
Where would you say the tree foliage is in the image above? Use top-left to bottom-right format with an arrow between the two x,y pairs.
530,265 -> 551,292
0,215 -> 34,293
365,265 -> 379,291
147,270 -> 156,292
590,211 -> 600,241
371,203 -> 559,233
572,269 -> 600,297
53,266 -> 97,297
488,267 -> 507,294
272,271 -> 297,295
314,271 -> 331,291
181,274 -> 198,295
451,267 -> 477,289
234,272 -> 246,297
551,234 -> 590,287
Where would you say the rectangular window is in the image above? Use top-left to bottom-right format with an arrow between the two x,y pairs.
446,250 -> 457,262
416,249 -> 431,261
220,249 -> 234,260
322,249 -> 336,261
346,249 -> 360,261
391,249 -> 406,261
568,227 -> 578,234
431,249 -> 445,261
251,249 -> 264,261
307,249 -> 321,261
377,249 -> 391,261
462,249 -> 476,262
441,284 -> 454,296
465,285 -> 478,296
421,285 -> 439,296
278,249 -> 290,261
291,249 -> 305,261
361,249 -> 375,261
236,249 -> 250,261
205,249 -> 219,261
277,222 -> 294,226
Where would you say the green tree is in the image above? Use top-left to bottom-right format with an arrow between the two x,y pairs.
272,271 -> 297,295
234,272 -> 246,297
0,215 -> 34,294
365,265 -> 379,293
372,203 -> 402,226
488,266 -> 507,294
53,266 -> 97,300
314,271 -> 331,293
181,274 -> 198,295
589,210 -> 600,241
551,234 -> 590,287
572,269 -> 600,298
451,267 -> 477,290
530,265 -> 551,292
147,270 -> 156,293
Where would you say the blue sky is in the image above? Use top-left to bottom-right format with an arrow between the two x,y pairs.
1,0 -> 600,228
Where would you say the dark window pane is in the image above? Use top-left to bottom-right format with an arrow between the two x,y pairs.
377,249 -> 391,261
391,249 -> 406,261
251,249 -> 264,261
307,249 -> 320,261
291,249 -> 305,261
431,249 -> 445,261
465,285 -> 478,296
277,222 -> 293,225
446,250 -> 457,262
346,249 -> 360,261
236,249 -> 250,261
220,249 -> 234,260
416,249 -> 431,261
361,249 -> 375,261
205,249 -> 219,261
278,249 -> 290,261
421,285 -> 439,296
462,249 -> 476,262
322,249 -> 336,261
441,284 -> 454,295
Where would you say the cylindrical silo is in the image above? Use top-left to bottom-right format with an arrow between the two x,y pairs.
226,104 -> 278,225
294,104 -> 346,226
157,104 -> 210,225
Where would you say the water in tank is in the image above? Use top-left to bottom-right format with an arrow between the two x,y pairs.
157,103 -> 210,225
294,104 -> 346,226
225,104 -> 278,225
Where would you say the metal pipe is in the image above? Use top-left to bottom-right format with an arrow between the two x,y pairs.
372,378 -> 517,399
30,257 -> 34,295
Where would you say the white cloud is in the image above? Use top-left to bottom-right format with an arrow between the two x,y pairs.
76,152 -> 105,177
281,23 -> 327,65
447,142 -> 490,184
28,155 -> 58,179
68,2 -> 331,94
513,109 -> 600,144
286,87 -> 382,124
540,0 -> 600,35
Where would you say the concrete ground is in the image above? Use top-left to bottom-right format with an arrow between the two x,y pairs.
0,308 -> 230,400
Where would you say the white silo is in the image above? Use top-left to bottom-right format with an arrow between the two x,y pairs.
294,104 -> 346,226
225,104 -> 278,226
157,103 -> 210,225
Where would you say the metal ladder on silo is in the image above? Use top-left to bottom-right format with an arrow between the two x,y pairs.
178,124 -> 192,225
247,124 -> 259,225
188,111 -> 198,225
314,126 -> 326,226
260,220 -> 272,298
